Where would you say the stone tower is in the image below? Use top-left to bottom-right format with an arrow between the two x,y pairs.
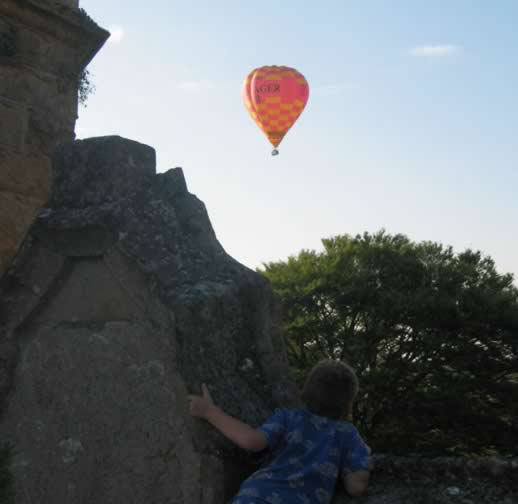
0,0 -> 109,274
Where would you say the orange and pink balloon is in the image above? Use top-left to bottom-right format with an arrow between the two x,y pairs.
242,66 -> 309,155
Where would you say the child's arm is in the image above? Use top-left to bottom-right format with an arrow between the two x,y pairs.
342,434 -> 372,497
188,384 -> 268,453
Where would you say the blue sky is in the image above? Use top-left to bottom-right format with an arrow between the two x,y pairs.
78,1 -> 518,283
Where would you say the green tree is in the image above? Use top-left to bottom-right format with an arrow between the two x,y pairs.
261,231 -> 518,455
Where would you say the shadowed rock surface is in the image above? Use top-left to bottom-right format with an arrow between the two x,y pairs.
0,136 -> 299,503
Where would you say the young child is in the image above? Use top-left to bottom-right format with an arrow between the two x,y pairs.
188,359 -> 371,503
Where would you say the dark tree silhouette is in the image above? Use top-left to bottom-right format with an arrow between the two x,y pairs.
261,231 -> 518,455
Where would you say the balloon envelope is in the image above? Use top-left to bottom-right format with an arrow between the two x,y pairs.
242,66 -> 309,149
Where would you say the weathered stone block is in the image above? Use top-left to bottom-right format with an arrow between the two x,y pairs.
15,24 -> 80,77
50,136 -> 157,208
27,102 -> 77,157
0,151 -> 50,198
0,96 -> 28,151
0,190 -> 42,272
31,0 -> 80,10
0,59 -> 77,122
0,18 -> 17,58
5,319 -> 199,503
0,65 -> 77,161
58,0 -> 79,8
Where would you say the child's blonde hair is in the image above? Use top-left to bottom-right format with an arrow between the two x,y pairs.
301,359 -> 359,420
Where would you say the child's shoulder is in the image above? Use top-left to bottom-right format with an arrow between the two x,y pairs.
278,408 -> 358,432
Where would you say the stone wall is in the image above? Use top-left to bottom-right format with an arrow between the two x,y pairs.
0,0 -> 108,275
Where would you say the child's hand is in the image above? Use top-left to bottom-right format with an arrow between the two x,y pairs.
188,383 -> 215,419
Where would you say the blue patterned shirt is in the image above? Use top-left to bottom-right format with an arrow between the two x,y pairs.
232,408 -> 370,504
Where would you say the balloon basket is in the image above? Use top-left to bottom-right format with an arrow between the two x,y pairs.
271,149 -> 279,156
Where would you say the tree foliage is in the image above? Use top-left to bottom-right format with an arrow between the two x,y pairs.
78,68 -> 95,107
261,231 -> 518,455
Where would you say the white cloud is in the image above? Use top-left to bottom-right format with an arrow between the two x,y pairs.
108,25 -> 125,44
410,45 -> 460,57
175,80 -> 213,92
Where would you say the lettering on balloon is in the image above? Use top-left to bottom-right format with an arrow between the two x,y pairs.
255,84 -> 280,93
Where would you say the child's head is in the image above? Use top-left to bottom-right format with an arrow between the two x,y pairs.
301,359 -> 359,420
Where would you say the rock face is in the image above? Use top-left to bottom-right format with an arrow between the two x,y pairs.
0,136 -> 299,503
0,0 -> 108,275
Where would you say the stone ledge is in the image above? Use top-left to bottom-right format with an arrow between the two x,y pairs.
0,0 -> 109,71
49,136 -> 157,209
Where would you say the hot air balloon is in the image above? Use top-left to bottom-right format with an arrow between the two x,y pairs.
242,66 -> 309,155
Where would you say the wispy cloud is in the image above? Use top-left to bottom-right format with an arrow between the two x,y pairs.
410,45 -> 460,57
175,80 -> 213,92
108,25 -> 125,44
